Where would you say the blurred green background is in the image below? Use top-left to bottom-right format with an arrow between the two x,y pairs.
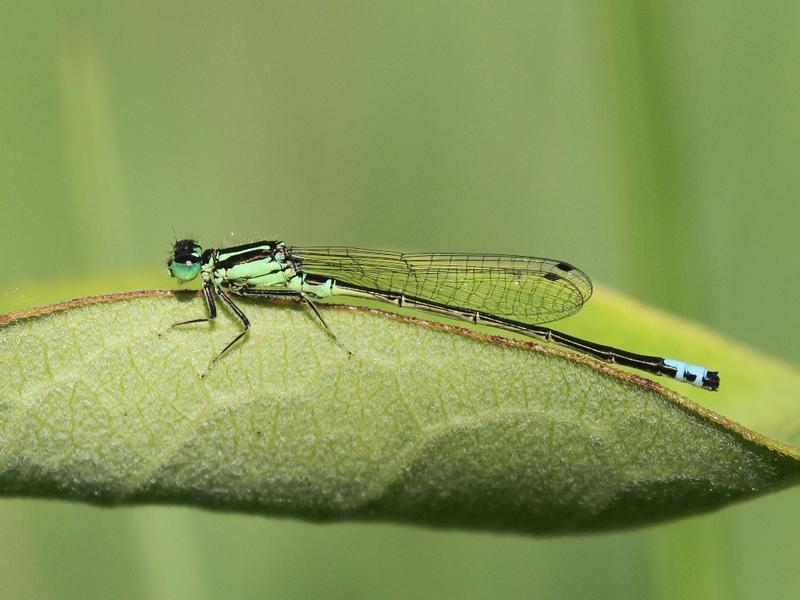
1,2 -> 798,598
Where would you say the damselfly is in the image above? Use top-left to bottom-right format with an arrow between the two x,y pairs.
166,239 -> 720,391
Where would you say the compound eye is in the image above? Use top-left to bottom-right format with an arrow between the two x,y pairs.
168,256 -> 201,281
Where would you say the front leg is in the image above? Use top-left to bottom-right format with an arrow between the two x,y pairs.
171,281 -> 217,327
168,282 -> 253,376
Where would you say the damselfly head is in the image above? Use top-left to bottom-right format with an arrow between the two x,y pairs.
167,239 -> 203,282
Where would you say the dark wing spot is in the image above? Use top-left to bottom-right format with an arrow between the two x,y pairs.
555,261 -> 575,272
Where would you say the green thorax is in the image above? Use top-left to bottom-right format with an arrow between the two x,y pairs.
203,241 -> 334,299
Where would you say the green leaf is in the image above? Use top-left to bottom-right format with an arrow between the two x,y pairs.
1,289 -> 798,534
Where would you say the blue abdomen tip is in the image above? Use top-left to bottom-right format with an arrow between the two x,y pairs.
664,358 -> 709,388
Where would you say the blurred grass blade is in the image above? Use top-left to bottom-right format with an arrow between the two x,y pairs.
58,28 -> 131,268
0,291 -> 798,534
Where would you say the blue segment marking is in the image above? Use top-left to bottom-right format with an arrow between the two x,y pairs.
664,358 -> 708,388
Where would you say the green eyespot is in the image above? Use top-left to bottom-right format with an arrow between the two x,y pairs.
168,259 -> 201,281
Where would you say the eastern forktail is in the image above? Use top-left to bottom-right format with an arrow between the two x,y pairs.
166,239 -> 720,391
